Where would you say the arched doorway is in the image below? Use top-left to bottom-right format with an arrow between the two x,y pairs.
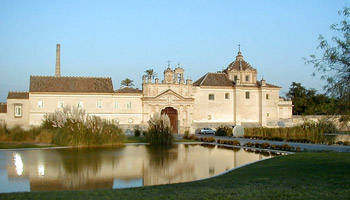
161,107 -> 178,133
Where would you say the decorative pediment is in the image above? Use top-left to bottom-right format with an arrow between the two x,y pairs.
155,89 -> 186,100
142,89 -> 194,103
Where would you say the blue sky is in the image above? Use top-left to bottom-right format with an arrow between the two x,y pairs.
0,0 -> 348,101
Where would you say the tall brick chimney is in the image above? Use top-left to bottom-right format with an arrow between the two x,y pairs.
55,44 -> 61,76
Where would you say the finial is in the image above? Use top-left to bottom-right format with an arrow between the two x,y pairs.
178,62 -> 180,67
238,44 -> 241,52
166,60 -> 172,67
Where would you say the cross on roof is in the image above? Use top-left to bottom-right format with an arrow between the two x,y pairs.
166,60 -> 172,67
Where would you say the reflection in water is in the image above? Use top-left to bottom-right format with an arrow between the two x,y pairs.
13,153 -> 23,177
0,144 -> 275,193
38,163 -> 45,177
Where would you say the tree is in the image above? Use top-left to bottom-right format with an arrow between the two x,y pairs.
144,69 -> 157,80
305,7 -> 350,121
120,78 -> 134,87
286,82 -> 335,115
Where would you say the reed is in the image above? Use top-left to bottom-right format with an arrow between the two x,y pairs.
244,119 -> 337,144
44,105 -> 124,146
146,113 -> 174,147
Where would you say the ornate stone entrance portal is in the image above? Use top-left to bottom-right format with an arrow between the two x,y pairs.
161,107 -> 178,133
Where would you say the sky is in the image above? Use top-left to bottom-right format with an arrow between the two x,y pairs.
0,0 -> 349,101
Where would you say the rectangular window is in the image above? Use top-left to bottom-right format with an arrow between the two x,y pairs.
38,101 -> 44,108
208,94 -> 215,100
127,102 -> 132,109
96,101 -> 102,108
266,94 -> 270,100
225,93 -> 230,99
234,76 -> 238,81
77,101 -> 83,108
245,92 -> 250,99
114,101 -> 119,109
58,101 -> 64,108
14,105 -> 22,117
245,75 -> 249,82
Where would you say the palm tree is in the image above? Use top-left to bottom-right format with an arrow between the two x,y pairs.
120,78 -> 134,87
144,69 -> 157,80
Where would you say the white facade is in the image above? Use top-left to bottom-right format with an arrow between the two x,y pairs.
1,51 -> 293,133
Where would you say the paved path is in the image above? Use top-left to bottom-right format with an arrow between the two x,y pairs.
175,134 -> 350,152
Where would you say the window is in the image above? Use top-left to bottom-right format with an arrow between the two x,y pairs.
77,101 -> 83,108
234,76 -> 238,81
96,101 -> 102,108
58,101 -> 64,108
14,105 -> 22,117
38,101 -> 44,108
208,94 -> 215,100
266,94 -> 270,100
245,75 -> 249,82
127,102 -> 132,109
245,92 -> 250,99
225,93 -> 230,99
267,113 -> 270,117
114,101 -> 119,109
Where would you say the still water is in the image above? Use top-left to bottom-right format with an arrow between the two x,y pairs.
0,144 -> 274,193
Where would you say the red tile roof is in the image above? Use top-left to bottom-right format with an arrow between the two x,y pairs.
29,76 -> 114,93
7,92 -> 29,99
115,87 -> 142,93
193,73 -> 234,87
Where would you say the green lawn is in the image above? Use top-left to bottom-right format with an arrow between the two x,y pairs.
0,152 -> 349,199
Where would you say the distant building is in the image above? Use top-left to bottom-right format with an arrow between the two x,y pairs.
0,45 -> 292,133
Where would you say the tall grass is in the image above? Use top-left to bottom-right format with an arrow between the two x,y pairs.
215,125 -> 233,136
146,113 -> 174,147
0,106 -> 125,146
46,106 -> 124,146
244,119 -> 337,144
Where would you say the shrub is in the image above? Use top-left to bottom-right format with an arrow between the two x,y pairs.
134,126 -> 141,137
35,130 -> 54,143
202,137 -> 215,143
245,142 -> 254,147
344,141 -> 350,146
45,106 -> 124,146
0,123 -> 9,141
142,130 -> 147,137
183,129 -> 190,139
244,119 -> 338,144
281,144 -> 293,151
260,143 -> 270,149
215,125 -> 233,136
231,140 -> 240,146
146,113 -> 174,147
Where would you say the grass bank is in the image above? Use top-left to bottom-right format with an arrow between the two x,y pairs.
1,152 -> 349,199
0,143 -> 56,149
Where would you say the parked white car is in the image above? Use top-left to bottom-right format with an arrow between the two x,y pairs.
199,128 -> 216,135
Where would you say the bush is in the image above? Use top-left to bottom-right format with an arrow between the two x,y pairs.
0,123 -> 9,141
45,106 -> 124,146
244,119 -> 338,144
134,126 -> 141,137
146,113 -> 174,147
202,137 -> 215,143
35,130 -> 54,143
231,140 -> 240,146
344,141 -> 350,146
183,129 -> 190,139
215,125 -> 233,136
260,143 -> 270,149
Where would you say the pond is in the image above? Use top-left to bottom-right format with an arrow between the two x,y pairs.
0,144 -> 275,193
